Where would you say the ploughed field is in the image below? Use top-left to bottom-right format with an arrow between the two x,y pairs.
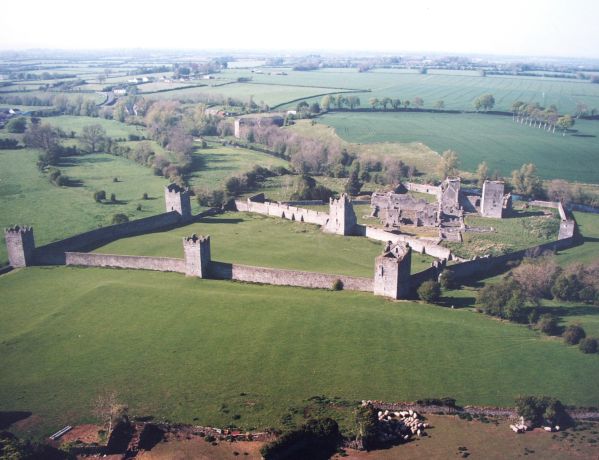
92,212 -> 435,277
318,112 -> 599,184
1,266 -> 599,438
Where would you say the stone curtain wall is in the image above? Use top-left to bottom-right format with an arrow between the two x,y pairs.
66,252 -> 186,273
359,225 -> 452,260
210,261 -> 373,292
34,212 -> 183,265
234,199 -> 329,226
404,182 -> 442,198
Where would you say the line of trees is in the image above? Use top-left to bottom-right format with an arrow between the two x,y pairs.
511,101 -> 575,135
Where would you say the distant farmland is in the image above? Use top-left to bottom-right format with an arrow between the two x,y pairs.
318,112 -> 599,183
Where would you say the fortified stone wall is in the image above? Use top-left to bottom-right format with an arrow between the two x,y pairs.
358,225 -> 452,260
404,182 -> 441,198
234,199 -> 329,226
34,212 -> 184,265
210,261 -> 373,292
65,252 -> 186,273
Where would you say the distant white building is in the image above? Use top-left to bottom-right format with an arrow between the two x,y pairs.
114,88 -> 127,96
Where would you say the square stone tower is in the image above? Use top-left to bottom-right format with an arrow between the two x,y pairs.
183,234 -> 211,277
164,183 -> 192,219
324,193 -> 357,236
439,177 -> 461,215
4,225 -> 35,267
481,180 -> 505,218
373,241 -> 412,299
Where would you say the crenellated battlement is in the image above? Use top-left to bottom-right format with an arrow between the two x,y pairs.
4,225 -> 35,267
183,234 -> 211,277
164,184 -> 192,219
324,193 -> 357,236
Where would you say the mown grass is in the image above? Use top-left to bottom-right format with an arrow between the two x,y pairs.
317,112 -> 599,183
93,212 -> 433,276
1,266 -> 599,439
43,115 -> 146,139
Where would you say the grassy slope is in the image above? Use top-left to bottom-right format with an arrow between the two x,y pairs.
317,112 -> 599,183
1,267 -> 599,439
43,115 -> 147,138
93,212 -> 434,277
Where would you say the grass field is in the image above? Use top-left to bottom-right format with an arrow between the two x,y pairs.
317,112 -> 599,183
93,212 -> 434,276
1,266 -> 599,439
43,115 -> 147,139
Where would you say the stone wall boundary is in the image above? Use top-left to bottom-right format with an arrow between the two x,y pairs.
210,261 -> 373,292
65,252 -> 186,273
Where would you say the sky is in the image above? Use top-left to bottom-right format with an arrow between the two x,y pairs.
1,0 -> 599,58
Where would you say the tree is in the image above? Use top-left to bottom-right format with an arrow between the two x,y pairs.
556,115 -> 574,135
412,97 -> 424,109
309,102 -> 321,114
510,163 -> 543,197
112,213 -> 129,224
368,98 -> 380,109
563,324 -> 586,345
6,117 -> 27,133
320,95 -> 331,111
80,124 -> 107,153
345,169 -> 363,195
537,313 -> 559,335
438,150 -> 459,178
94,190 -> 106,202
93,390 -> 127,436
474,94 -> 495,111
381,97 -> 392,110
435,100 -> 445,109
417,280 -> 441,303
24,122 -> 60,151
391,98 -> 402,109
476,161 -> 489,187
347,96 -> 360,109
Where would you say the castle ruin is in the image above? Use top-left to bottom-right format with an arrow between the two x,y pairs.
323,193 -> 358,236
183,234 -> 211,278
480,180 -> 509,218
164,183 -> 192,219
4,225 -> 35,268
373,242 -> 412,299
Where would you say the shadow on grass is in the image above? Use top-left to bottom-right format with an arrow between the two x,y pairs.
197,217 -> 243,224
102,200 -> 128,205
64,178 -> 84,187
0,411 -> 32,429
539,305 -> 599,318
440,296 -> 477,309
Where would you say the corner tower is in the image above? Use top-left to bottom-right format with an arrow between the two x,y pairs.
165,183 -> 192,220
324,193 -> 357,236
4,225 -> 35,267
373,241 -> 411,299
480,180 -> 505,218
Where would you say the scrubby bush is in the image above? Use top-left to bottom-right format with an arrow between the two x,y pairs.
418,280 -> 441,303
579,338 -> 598,354
332,279 -> 344,291
439,269 -> 458,290
94,190 -> 106,202
112,213 -> 129,224
6,117 -> 27,133
110,193 -> 116,202
537,313 -> 560,336
563,324 -> 586,345
515,395 -> 569,427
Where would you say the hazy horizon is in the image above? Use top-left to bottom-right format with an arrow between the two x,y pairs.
1,0 -> 599,59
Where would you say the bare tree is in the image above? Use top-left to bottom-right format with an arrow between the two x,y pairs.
80,124 -> 107,153
93,390 -> 128,436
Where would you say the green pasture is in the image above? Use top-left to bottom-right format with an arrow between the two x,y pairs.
0,149 -> 172,265
93,212 -> 433,277
1,266 -> 598,438
317,112 -> 599,183
260,69 -> 599,113
146,82 -> 354,106
43,115 -> 146,139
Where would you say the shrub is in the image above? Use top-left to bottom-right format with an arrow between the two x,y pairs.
418,280 -> 441,303
515,395 -> 568,427
552,273 -> 584,301
6,117 -> 27,133
94,190 -> 106,202
113,177 -> 118,182
112,213 -> 129,224
0,137 -> 19,149
332,279 -> 344,291
136,204 -> 142,211
142,192 -> 149,200
439,270 -> 458,290
563,324 -> 586,345
579,338 -> 598,354
110,193 -> 116,202
537,313 -> 560,336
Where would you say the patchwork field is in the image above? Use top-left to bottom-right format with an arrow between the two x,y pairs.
1,266 -> 599,439
317,112 -> 599,183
